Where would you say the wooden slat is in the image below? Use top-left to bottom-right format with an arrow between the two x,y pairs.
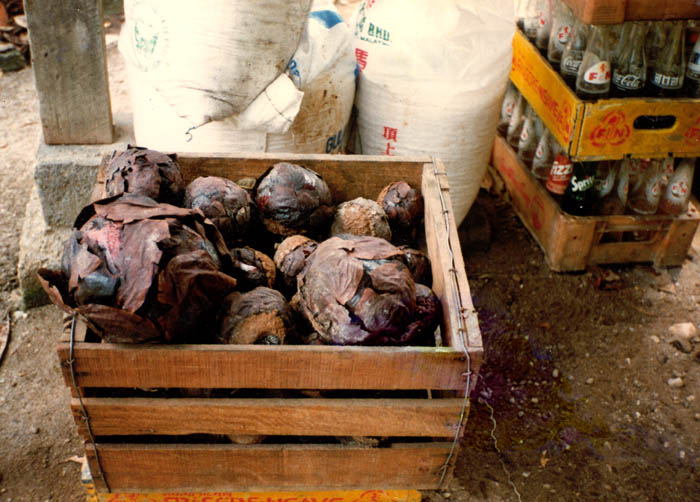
175,153 -> 430,203
72,397 -> 464,438
25,0 -> 113,144
422,164 -> 482,394
85,442 -> 451,492
57,343 -> 468,390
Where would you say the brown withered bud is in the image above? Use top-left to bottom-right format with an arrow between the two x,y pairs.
254,163 -> 333,236
273,235 -> 318,290
377,181 -> 423,243
39,194 -> 237,344
330,198 -> 392,241
398,245 -> 432,286
374,284 -> 441,346
298,235 -> 416,345
229,247 -> 276,290
105,146 -> 184,205
184,176 -> 253,246
218,287 -> 292,345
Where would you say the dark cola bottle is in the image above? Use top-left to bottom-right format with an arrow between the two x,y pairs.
576,25 -> 611,100
611,22 -> 647,98
560,20 -> 589,90
650,21 -> 685,98
685,36 -> 700,98
561,161 -> 596,216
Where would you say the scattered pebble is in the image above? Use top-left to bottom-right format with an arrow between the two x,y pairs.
543,484 -> 551,489
664,441 -> 670,448
650,335 -> 660,343
586,378 -> 594,385
694,413 -> 700,421
522,471 -> 530,478
509,397 -> 515,404
634,411 -> 641,419
11,310 -> 26,321
518,411 -> 524,418
552,369 -> 560,378
625,358 -> 632,365
531,397 -> 539,404
604,441 -> 612,449
680,451 -> 686,460
512,274 -> 521,282
32,426 -> 39,434
687,395 -> 695,403
668,322 -> 699,354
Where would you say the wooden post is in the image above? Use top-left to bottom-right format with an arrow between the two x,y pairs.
25,0 -> 113,144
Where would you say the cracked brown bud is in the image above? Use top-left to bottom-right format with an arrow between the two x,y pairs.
298,235 -> 416,345
377,181 -> 423,243
273,235 -> 318,290
105,146 -> 184,205
184,176 -> 253,246
398,246 -> 432,285
330,198 -> 392,241
218,287 -> 292,345
229,247 -> 276,290
254,163 -> 333,236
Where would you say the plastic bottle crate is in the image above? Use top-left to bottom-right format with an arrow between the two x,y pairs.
57,152 -> 482,494
511,30 -> 700,161
491,135 -> 700,271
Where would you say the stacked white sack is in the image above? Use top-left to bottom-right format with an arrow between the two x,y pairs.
352,0 -> 515,224
120,0 -> 356,153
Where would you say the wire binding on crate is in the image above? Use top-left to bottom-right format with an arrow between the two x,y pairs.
69,314 -> 111,493
432,158 -> 472,488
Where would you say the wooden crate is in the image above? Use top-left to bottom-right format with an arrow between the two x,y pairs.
491,135 -> 700,271
563,0 -> 700,25
511,30 -> 700,161
58,153 -> 482,494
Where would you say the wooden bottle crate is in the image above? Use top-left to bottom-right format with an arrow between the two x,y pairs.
57,153 -> 482,494
563,0 -> 700,25
491,135 -> 700,271
511,30 -> 700,160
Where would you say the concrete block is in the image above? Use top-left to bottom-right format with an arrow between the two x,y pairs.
18,186 -> 72,309
33,112 -> 134,227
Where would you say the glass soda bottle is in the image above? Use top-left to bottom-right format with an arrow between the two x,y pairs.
685,36 -> 700,98
646,21 -> 669,85
546,153 -> 574,203
547,0 -> 574,72
561,20 -> 589,90
576,25 -> 611,100
628,159 -> 663,215
610,23 -> 631,68
507,95 -> 528,151
595,159 -> 629,215
611,22 -> 647,98
498,82 -> 519,136
532,128 -> 557,180
518,106 -> 539,168
535,0 -> 553,55
658,159 -> 695,215
650,21 -> 685,98
523,0 -> 539,42
562,161 -> 596,215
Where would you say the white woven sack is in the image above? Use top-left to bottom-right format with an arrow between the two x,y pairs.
123,0 -> 356,154
352,0 -> 514,224
120,0 -> 311,127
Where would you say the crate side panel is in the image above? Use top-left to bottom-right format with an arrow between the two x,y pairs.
72,397 -> 465,438
85,443 -> 451,492
510,30 -> 581,153
422,164 -> 482,391
176,154 -> 429,202
57,344 -> 469,390
562,0 -> 626,24
577,99 -> 700,160
626,0 -> 700,21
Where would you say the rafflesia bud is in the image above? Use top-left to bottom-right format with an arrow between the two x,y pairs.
380,284 -> 441,346
273,235 -> 318,290
39,194 -> 237,343
229,247 -> 276,290
298,235 -> 416,345
377,181 -> 423,243
184,176 -> 253,246
254,163 -> 333,237
330,198 -> 392,241
398,246 -> 432,285
218,287 -> 292,345
105,146 -> 184,205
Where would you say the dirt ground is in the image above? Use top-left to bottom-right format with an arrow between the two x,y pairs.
1,5 -> 699,502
